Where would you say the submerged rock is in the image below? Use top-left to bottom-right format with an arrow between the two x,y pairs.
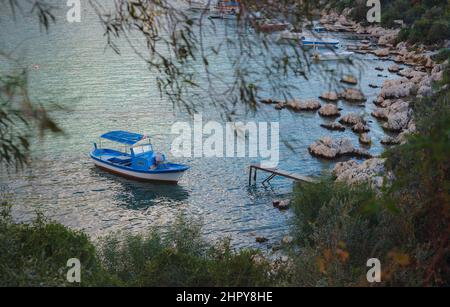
319,104 -> 341,117
261,98 -> 279,104
256,237 -> 269,243
352,122 -> 370,133
274,102 -> 285,110
320,122 -> 346,131
341,75 -> 358,85
359,133 -> 372,145
278,200 -> 290,211
273,199 -> 290,211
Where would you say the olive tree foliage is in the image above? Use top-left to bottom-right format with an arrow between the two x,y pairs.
0,0 -> 61,170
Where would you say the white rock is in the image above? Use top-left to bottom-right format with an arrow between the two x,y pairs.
334,158 -> 389,189
380,78 -> 417,99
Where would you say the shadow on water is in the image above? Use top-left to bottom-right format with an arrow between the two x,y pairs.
91,168 -> 190,210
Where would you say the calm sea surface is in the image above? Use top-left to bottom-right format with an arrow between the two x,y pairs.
0,2 -> 400,248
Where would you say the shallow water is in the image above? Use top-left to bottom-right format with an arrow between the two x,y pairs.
0,3 -> 402,248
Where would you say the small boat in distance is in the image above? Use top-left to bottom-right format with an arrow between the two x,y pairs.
91,131 -> 189,184
300,35 -> 340,49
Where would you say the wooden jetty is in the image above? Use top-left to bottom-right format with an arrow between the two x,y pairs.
248,164 -> 318,185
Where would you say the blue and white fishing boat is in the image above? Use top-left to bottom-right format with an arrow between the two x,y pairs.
91,131 -> 189,184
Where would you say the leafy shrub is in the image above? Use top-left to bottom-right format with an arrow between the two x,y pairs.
98,216 -> 275,287
0,207 -> 276,287
0,204 -> 113,286
431,49 -> 450,64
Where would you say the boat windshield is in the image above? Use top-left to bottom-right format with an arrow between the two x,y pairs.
133,144 -> 153,155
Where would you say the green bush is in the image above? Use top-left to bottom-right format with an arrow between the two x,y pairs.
0,204 -> 114,286
0,208 -> 277,287
98,217 -> 275,287
432,49 -> 450,64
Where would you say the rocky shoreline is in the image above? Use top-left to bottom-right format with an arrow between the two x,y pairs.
318,9 -> 447,186
261,9 -> 448,188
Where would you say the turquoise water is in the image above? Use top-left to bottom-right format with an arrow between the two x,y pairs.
1,3 -> 400,248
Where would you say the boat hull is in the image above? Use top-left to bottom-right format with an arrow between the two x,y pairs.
92,159 -> 186,184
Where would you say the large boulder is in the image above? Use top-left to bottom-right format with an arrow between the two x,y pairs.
380,78 -> 417,99
319,104 -> 341,117
382,111 -> 411,132
371,108 -> 388,120
285,99 -> 321,111
359,133 -> 372,145
320,122 -> 346,131
373,100 -> 409,120
398,68 -> 427,82
341,75 -> 358,85
372,99 -> 410,132
352,122 -> 370,133
319,91 -> 339,102
339,113 -> 366,126
374,48 -> 390,57
333,158 -> 389,190
388,64 -> 401,73
332,160 -> 358,178
340,88 -> 366,102
309,137 -> 372,159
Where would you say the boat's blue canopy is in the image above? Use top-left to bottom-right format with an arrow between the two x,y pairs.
100,131 -> 144,145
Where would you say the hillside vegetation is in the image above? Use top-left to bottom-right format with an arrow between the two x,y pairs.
331,0 -> 450,44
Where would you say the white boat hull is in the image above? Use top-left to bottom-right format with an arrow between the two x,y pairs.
93,159 -> 185,183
